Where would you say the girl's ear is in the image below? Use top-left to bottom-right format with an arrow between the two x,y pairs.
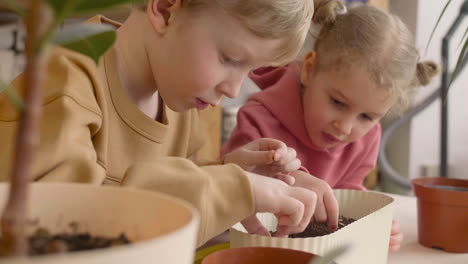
146,0 -> 182,34
300,51 -> 317,86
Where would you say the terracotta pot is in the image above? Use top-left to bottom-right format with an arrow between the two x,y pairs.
0,182 -> 199,263
201,247 -> 319,264
412,177 -> 468,253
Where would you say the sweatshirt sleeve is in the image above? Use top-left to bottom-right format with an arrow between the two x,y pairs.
334,124 -> 382,190
0,49 -> 254,247
122,160 -> 253,246
0,50 -> 107,184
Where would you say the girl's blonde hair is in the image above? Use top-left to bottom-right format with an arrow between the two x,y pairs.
139,0 -> 314,66
312,1 -> 439,116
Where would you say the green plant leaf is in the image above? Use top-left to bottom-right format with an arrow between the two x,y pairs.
46,0 -> 80,17
456,27 -> 467,51
74,0 -> 146,14
47,0 -> 145,16
54,24 -> 117,64
1,0 -> 25,16
0,80 -> 24,110
449,37 -> 467,86
425,0 -> 452,55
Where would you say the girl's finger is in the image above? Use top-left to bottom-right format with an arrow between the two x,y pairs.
272,147 -> 297,165
324,190 -> 339,231
313,196 -> 328,223
391,220 -> 401,235
389,233 -> 404,246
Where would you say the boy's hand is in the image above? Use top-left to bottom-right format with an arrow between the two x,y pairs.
240,215 -> 271,236
244,172 -> 317,237
223,138 -> 301,177
290,170 -> 339,232
389,220 -> 403,251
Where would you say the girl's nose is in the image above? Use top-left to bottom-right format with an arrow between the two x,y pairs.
333,118 -> 353,136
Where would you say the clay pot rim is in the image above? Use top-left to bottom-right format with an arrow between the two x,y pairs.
412,177 -> 468,206
202,247 -> 319,264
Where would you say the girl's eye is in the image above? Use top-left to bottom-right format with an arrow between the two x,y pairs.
360,113 -> 374,121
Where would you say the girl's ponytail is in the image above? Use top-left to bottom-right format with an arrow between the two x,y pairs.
313,0 -> 347,25
414,61 -> 439,86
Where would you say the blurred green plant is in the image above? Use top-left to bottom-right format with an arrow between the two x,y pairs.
0,0 -> 144,257
426,0 -> 467,86
0,81 -> 24,110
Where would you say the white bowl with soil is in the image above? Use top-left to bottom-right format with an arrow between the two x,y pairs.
230,189 -> 394,264
0,182 -> 199,264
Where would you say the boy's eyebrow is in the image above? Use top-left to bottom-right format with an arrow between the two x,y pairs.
241,45 -> 254,59
331,88 -> 349,103
233,42 -> 272,66
238,45 -> 256,64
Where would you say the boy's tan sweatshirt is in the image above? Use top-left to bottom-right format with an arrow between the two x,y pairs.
0,16 -> 254,246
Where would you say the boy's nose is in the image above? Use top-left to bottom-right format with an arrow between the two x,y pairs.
217,78 -> 243,99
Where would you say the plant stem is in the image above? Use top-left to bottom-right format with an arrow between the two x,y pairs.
0,0 -> 48,256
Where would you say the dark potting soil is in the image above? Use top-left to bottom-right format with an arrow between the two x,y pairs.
28,227 -> 130,256
289,215 -> 356,238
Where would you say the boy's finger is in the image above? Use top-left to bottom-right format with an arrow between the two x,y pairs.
274,225 -> 291,237
241,215 -> 271,236
276,195 -> 306,227
228,150 -> 276,166
277,188 -> 316,236
275,173 -> 296,185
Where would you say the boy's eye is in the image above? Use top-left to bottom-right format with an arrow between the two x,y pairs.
331,97 -> 345,107
220,53 -> 240,66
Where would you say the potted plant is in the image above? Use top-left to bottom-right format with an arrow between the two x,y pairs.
0,0 -> 199,262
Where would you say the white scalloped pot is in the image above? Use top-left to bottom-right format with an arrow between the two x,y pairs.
0,182 -> 199,264
230,190 -> 394,264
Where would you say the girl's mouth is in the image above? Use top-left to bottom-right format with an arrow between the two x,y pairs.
322,132 -> 340,144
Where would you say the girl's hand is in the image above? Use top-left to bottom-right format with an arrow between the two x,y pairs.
389,220 -> 403,251
290,170 -> 339,232
242,172 -> 317,237
223,138 -> 301,177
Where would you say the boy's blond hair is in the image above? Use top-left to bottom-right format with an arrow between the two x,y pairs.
138,0 -> 314,66
311,1 -> 439,116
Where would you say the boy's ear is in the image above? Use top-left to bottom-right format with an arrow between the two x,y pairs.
300,51 -> 317,86
146,0 -> 182,34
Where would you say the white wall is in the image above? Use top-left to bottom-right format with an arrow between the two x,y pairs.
409,0 -> 468,179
